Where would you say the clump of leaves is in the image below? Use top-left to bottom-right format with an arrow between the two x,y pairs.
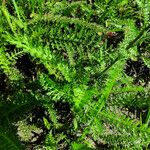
0,0 -> 150,150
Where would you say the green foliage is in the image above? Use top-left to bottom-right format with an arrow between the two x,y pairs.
0,48 -> 21,80
100,110 -> 150,149
0,128 -> 24,150
0,0 -> 150,149
72,142 -> 95,150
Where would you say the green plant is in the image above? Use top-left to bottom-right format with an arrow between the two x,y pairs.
0,0 -> 150,149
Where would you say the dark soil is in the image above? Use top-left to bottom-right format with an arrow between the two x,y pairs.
125,58 -> 150,85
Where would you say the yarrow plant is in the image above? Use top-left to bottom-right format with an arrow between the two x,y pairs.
0,0 -> 150,149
